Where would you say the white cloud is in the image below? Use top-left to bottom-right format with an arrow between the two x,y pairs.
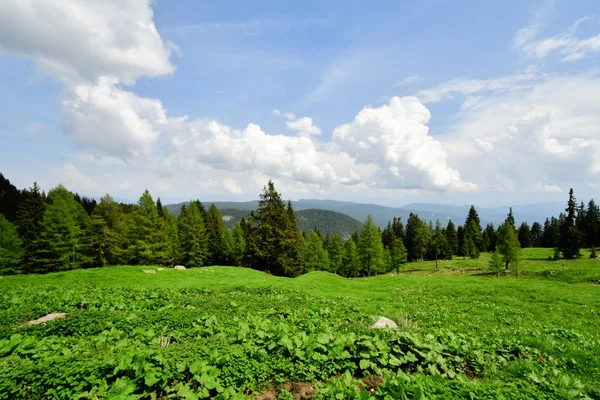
332,96 -> 476,191
531,183 -> 562,193
0,0 -> 175,85
417,73 -> 539,103
272,109 -> 296,120
395,75 -> 422,87
223,177 -> 243,194
515,17 -> 600,62
52,164 -> 98,191
271,109 -> 282,116
286,117 -> 321,136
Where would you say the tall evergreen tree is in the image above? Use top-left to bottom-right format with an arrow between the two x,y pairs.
392,217 -> 405,241
16,182 -> 46,273
517,222 -> 533,248
389,237 -> 407,274
90,194 -> 125,267
34,185 -> 92,272
177,202 -> 208,268
244,181 -> 303,277
328,234 -> 344,274
464,220 -> 481,259
163,209 -> 180,267
156,197 -> 165,219
485,223 -> 497,251
0,173 -> 22,223
341,238 -> 360,278
542,217 -> 560,248
585,199 -> 599,247
575,201 -> 587,244
456,225 -> 465,257
221,228 -> 235,265
124,190 -> 168,265
0,214 -> 23,274
530,222 -> 543,247
497,222 -> 521,276
358,214 -> 384,277
303,231 -> 330,271
206,204 -> 226,265
465,205 -> 483,251
481,230 -> 490,253
558,188 -> 581,259
231,222 -> 246,266
381,221 -> 396,249
505,207 -> 516,229
445,220 -> 458,255
405,213 -> 430,261
428,220 -> 452,261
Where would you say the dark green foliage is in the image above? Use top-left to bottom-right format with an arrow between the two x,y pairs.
456,225 -> 465,257
428,221 -> 452,261
444,220 -> 458,255
0,214 -> 23,274
341,238 -> 360,277
295,209 -> 361,240
481,230 -> 490,253
303,231 -> 330,271
358,215 -> 383,277
558,189 -> 581,259
388,237 -> 407,274
124,190 -> 168,265
381,222 -> 395,249
484,223 -> 497,251
90,195 -> 125,267
530,222 -> 543,247
488,250 -> 503,277
405,213 -> 429,262
231,222 -> 246,266
33,185 -> 92,272
16,182 -> 45,273
497,223 -> 521,276
72,192 -> 97,215
542,217 -> 560,248
177,202 -> 208,268
328,234 -> 344,274
206,204 -> 226,265
518,222 -> 533,248
0,173 -> 22,223
505,207 -> 516,229
244,181 -> 303,277
156,197 -> 165,220
463,220 -> 481,259
585,199 -> 599,247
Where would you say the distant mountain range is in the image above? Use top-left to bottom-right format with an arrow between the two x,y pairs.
165,199 -> 568,230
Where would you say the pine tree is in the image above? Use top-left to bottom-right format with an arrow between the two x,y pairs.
445,220 -> 458,255
576,201 -> 587,244
464,220 -> 481,259
341,238 -> 360,277
488,250 -> 503,277
405,213 -> 430,261
0,214 -> 23,274
391,217 -> 405,241
206,204 -> 226,265
156,197 -> 165,219
124,190 -> 168,265
485,223 -> 497,251
497,222 -> 521,276
244,181 -> 303,277
0,173 -> 22,223
358,214 -> 384,277
381,221 -> 396,249
558,188 -> 581,259
34,185 -> 91,272
531,222 -> 543,247
505,207 -> 516,229
328,234 -> 344,274
465,205 -> 484,251
585,199 -> 599,247
221,228 -> 235,265
303,231 -> 330,271
517,222 -> 533,248
90,194 -> 125,267
481,230 -> 490,253
163,210 -> 180,266
389,237 -> 407,274
177,202 -> 208,268
542,217 -> 560,248
16,182 -> 46,272
231,222 -> 246,266
457,225 -> 465,257
428,220 -> 452,263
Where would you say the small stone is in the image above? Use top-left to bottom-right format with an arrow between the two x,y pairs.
143,269 -> 156,274
174,265 -> 186,270
157,268 -> 165,271
28,313 -> 66,325
368,316 -> 397,329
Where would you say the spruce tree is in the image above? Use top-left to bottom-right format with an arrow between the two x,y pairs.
405,213 -> 429,261
124,190 -> 168,265
558,188 -> 581,259
303,231 -> 330,271
0,214 -> 23,274
488,250 -> 503,277
358,214 -> 384,277
445,220 -> 458,255
464,220 -> 481,259
328,234 -> 344,274
505,207 -> 516,229
497,222 -> 521,275
530,222 -> 543,247
485,223 -> 497,251
221,228 -> 235,265
156,197 -> 165,219
0,173 -> 22,223
465,205 -> 484,251
90,194 -> 125,267
585,199 -> 599,247
391,217 -> 405,241
381,222 -> 396,249
163,210 -> 180,267
481,230 -> 490,254
341,238 -> 360,277
389,237 -> 407,274
244,181 -> 303,277
456,225 -> 465,257
206,204 -> 226,265
517,222 -> 533,248
16,182 -> 46,272
35,185 -> 91,272
231,222 -> 246,266
177,202 -> 208,268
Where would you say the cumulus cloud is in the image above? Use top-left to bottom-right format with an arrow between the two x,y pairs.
285,117 -> 321,136
514,17 -> 600,62
333,97 -> 476,191
0,0 -> 175,85
52,164 -> 98,191
223,177 -> 243,194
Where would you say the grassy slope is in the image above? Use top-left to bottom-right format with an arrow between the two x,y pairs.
1,249 -> 599,398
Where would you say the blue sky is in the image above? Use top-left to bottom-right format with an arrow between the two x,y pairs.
0,0 -> 599,206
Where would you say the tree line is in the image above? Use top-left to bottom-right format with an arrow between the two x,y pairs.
0,172 -> 597,277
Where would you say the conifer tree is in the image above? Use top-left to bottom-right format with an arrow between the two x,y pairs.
206,204 -> 226,265
35,185 -> 92,272
90,194 -> 125,267
497,222 -> 521,275
585,199 -> 599,247
405,213 -> 430,261
517,222 -> 533,248
505,207 -> 516,229
16,182 -> 46,272
303,231 -> 330,271
0,173 -> 22,223
156,197 -> 165,219
0,214 -> 23,274
341,238 -> 360,277
457,225 -> 465,256
485,223 -> 497,251
221,228 -> 235,265
124,190 -> 168,265
389,237 -> 407,274
391,217 -> 404,241
558,188 -> 581,259
488,250 -> 503,277
358,214 -> 384,277
465,205 -> 484,251
481,230 -> 490,253
445,220 -> 458,255
328,234 -> 344,274
530,222 -> 543,247
163,209 -> 180,266
177,202 -> 208,268
231,222 -> 246,266
464,220 -> 481,259
381,221 -> 396,249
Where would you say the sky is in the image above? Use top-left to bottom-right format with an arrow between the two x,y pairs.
0,0 -> 599,207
